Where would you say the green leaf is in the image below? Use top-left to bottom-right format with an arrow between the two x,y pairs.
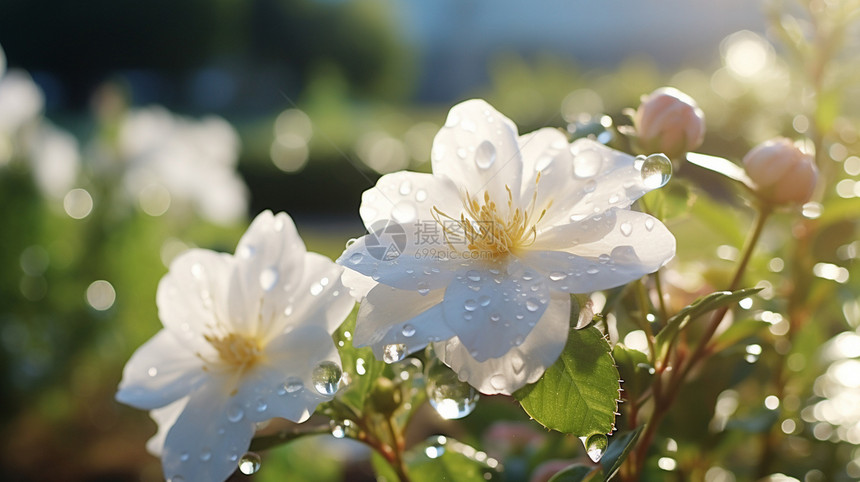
333,307 -> 386,412
516,327 -> 620,438
548,464 -> 602,482
713,319 -> 770,350
407,436 -> 500,482
370,450 -> 400,482
655,287 -> 763,361
600,426 -> 644,481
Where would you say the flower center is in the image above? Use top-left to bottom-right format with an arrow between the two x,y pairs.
433,175 -> 548,259
204,332 -> 263,370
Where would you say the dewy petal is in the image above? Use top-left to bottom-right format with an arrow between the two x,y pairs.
522,211 -> 676,292
517,127 -> 576,212
157,249 -> 234,352
542,139 -> 663,225
341,268 -> 376,300
354,284 -> 454,359
357,170 -> 462,233
435,291 -> 570,395
160,383 -> 256,482
262,252 -> 353,344
146,397 -> 189,457
229,211 -> 307,335
431,99 -> 523,203
442,261 -> 550,362
231,324 -> 341,424
337,222 -> 468,292
116,329 -> 209,410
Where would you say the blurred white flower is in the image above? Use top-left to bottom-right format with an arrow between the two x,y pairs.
27,122 -> 81,199
0,43 -> 45,165
116,211 -> 355,482
338,99 -> 675,395
119,106 -> 249,224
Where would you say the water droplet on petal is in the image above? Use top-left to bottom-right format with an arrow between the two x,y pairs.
581,433 -> 608,462
583,179 -> 597,193
281,376 -> 304,395
457,147 -> 468,159
200,449 -> 212,462
417,281 -> 430,295
478,295 -> 491,307
525,299 -> 540,312
383,343 -> 408,363
147,366 -> 158,377
348,252 -> 364,265
511,352 -> 525,374
475,141 -> 497,170
645,218 -> 655,231
586,266 -> 600,275
259,267 -> 279,291
310,282 -> 324,296
312,361 -> 342,396
415,189 -> 428,202
549,271 -> 567,281
572,148 -> 602,178
254,398 -> 267,413
238,452 -> 262,475
489,374 -> 506,390
640,153 -> 672,189
598,254 -> 611,264
620,222 -> 633,236
426,359 -> 479,419
191,263 -> 204,280
227,404 -> 244,423
179,452 -> 190,462
466,270 -> 482,282
237,245 -> 255,259
399,180 -> 412,195
464,299 -> 478,312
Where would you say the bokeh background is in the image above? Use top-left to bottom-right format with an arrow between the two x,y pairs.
1,0 -> 859,480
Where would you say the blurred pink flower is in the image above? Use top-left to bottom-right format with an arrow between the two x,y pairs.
743,137 -> 818,205
634,86 -> 705,159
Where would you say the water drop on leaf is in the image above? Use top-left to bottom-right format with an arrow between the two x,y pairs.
580,433 -> 608,463
425,358 -> 479,419
640,153 -> 672,189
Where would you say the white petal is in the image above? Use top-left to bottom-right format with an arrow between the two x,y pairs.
340,268 -> 376,300
442,262 -> 549,362
262,252 -> 354,343
146,397 -> 188,457
522,211 -> 676,292
354,284 -> 453,359
116,329 -> 209,410
230,324 -> 341,423
534,138 -> 664,229
229,211 -> 307,335
337,222 -> 468,292
357,171 -> 462,232
431,99 -> 523,204
436,291 -> 570,395
517,128 -> 576,213
160,383 -> 256,482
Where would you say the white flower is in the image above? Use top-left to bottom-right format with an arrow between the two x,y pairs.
0,43 -> 45,165
118,106 -> 248,224
116,211 -> 355,482
338,99 -> 676,395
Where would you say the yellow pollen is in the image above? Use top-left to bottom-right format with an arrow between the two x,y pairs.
204,333 -> 263,370
432,175 -> 549,259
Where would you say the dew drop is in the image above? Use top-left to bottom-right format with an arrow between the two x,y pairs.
489,374 -> 506,390
237,245 -> 255,259
620,222 -> 633,237
645,217 -> 655,231
513,335 -> 525,346
457,147 -> 468,159
401,324 -> 416,337
464,299 -> 478,311
179,452 -> 190,462
490,313 -> 501,322
417,281 -> 430,295
475,141 -> 497,170
572,148 -> 602,178
425,359 -> 479,419
608,194 -> 620,204
310,282 -> 324,296
581,433 -> 608,462
147,366 -> 158,377
348,252 -> 364,265
583,179 -> 597,193
478,295 -> 491,307
190,263 -> 204,280
259,267 -> 279,291
640,153 -> 672,189
586,266 -> 600,275
383,343 -> 408,364
200,449 -> 212,462
254,398 -> 268,413
598,253 -> 611,264
238,452 -> 262,475
399,180 -> 412,196
312,361 -> 342,396
511,352 -> 525,374
415,189 -> 428,202
282,376 -> 304,394
549,271 -> 567,281
227,404 -> 244,423
525,299 -> 540,312
466,270 -> 482,282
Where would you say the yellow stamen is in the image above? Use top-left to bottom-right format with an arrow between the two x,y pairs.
432,176 -> 549,260
204,333 -> 263,371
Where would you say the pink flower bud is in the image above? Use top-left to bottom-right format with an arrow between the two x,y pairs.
742,138 -> 818,205
634,87 -> 705,159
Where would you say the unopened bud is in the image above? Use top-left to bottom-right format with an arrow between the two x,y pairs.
634,87 -> 705,160
743,138 -> 818,205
